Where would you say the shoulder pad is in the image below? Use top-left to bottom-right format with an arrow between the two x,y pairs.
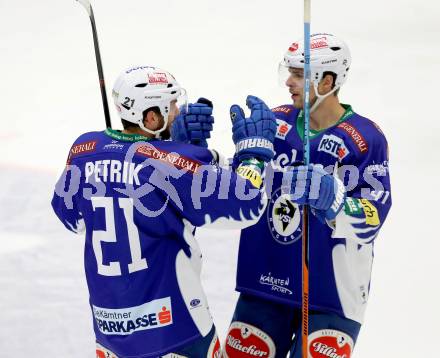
135,141 -> 209,174
67,131 -> 102,165
337,121 -> 369,154
337,115 -> 388,157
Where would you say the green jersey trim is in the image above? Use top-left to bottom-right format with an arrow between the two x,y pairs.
104,128 -> 154,142
296,104 -> 354,140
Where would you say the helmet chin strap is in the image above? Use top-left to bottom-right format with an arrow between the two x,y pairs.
310,82 -> 340,113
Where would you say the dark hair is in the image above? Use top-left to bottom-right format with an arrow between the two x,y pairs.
120,106 -> 162,130
323,71 -> 337,89
322,71 -> 340,96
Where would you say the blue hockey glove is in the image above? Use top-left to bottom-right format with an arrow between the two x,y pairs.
231,95 -> 277,162
288,164 -> 346,221
171,97 -> 214,147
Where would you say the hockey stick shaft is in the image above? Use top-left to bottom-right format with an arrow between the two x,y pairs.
302,0 -> 311,357
76,0 -> 112,128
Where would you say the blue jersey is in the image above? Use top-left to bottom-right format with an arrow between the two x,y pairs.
51,129 -> 266,358
236,104 -> 392,324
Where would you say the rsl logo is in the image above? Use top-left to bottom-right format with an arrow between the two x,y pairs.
267,188 -> 302,244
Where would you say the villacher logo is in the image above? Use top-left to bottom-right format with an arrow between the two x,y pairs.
308,329 -> 354,358
224,322 -> 276,358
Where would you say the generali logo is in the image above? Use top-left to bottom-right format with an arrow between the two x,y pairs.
70,141 -> 97,155
67,140 -> 97,165
337,122 -> 368,153
272,106 -> 293,115
136,144 -> 201,173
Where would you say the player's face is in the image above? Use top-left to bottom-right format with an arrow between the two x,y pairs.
286,68 -> 304,108
285,67 -> 316,109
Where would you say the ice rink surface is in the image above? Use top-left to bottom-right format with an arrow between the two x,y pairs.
1,0 -> 439,356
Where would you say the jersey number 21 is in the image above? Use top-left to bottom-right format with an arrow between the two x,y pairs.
91,197 -> 148,276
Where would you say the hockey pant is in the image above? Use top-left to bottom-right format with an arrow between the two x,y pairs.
96,325 -> 221,358
223,293 -> 361,358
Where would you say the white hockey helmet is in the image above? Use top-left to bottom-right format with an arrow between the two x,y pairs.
112,66 -> 187,136
279,33 -> 351,110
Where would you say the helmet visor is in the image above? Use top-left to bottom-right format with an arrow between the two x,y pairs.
278,62 -> 291,87
278,62 -> 305,89
176,87 -> 188,113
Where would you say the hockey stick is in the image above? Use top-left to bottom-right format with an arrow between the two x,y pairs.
301,0 -> 311,357
76,0 -> 112,128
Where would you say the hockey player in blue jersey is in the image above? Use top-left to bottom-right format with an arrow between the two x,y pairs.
222,34 -> 392,358
51,65 -> 277,358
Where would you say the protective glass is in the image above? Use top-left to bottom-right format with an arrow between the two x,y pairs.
176,87 -> 188,113
278,63 -> 305,89
278,62 -> 291,87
